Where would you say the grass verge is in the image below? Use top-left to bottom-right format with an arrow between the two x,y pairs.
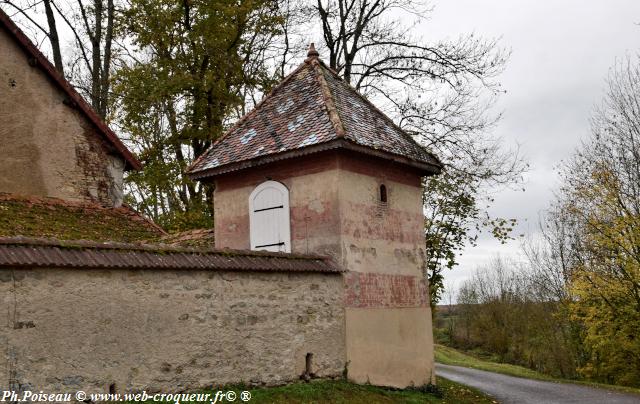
121,377 -> 497,404
435,344 -> 555,381
435,344 -> 640,396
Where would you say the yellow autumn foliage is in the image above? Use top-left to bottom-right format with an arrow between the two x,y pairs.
568,167 -> 640,386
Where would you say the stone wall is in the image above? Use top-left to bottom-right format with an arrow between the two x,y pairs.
0,268 -> 345,393
0,26 -> 124,207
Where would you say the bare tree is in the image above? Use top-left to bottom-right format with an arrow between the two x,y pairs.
313,0 -> 522,182
2,0 -> 64,73
233,0 -> 308,118
74,0 -> 115,117
298,0 -> 526,306
43,0 -> 63,73
521,209 -> 582,303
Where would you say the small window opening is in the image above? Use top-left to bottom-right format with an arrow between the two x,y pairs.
379,184 -> 388,203
109,383 -> 116,394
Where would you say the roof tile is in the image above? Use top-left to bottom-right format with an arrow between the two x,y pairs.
0,193 -> 165,242
188,56 -> 441,178
0,237 -> 342,273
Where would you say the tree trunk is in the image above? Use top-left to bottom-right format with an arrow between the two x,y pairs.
43,0 -> 63,75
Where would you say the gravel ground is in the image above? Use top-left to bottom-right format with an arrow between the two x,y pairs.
436,363 -> 640,404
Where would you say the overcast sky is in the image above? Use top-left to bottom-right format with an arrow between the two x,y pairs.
419,0 -> 640,293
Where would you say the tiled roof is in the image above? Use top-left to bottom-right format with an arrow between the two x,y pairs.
160,228 -> 216,248
0,9 -> 141,170
0,237 -> 341,273
0,193 -> 164,243
187,46 -> 441,179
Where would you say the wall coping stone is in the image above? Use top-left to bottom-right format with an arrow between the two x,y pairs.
0,236 -> 342,273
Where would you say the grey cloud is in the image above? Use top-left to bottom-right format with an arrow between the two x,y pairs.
421,0 -> 640,289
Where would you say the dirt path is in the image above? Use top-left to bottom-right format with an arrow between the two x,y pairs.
436,363 -> 640,404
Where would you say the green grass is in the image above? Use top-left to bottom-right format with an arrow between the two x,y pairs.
435,344 -> 555,381
435,344 -> 640,396
121,378 -> 497,404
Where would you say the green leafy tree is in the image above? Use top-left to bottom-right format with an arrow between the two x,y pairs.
424,170 -> 517,307
113,0 -> 282,230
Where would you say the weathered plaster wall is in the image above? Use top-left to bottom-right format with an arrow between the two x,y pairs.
345,307 -> 433,387
0,268 -> 345,393
336,155 -> 426,276
213,151 -> 435,388
336,154 -> 435,388
0,26 -> 124,207
214,152 -> 342,259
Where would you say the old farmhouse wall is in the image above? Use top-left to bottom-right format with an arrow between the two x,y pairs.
0,267 -> 345,393
0,25 -> 125,207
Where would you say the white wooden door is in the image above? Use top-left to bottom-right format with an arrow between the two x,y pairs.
249,181 -> 291,253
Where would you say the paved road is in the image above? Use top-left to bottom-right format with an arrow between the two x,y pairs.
436,363 -> 640,404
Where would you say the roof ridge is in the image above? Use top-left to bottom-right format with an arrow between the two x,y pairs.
318,61 -> 441,163
188,60 -> 313,172
119,203 -> 167,235
311,59 -> 346,138
0,9 -> 141,171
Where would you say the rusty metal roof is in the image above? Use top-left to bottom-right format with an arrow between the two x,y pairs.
187,48 -> 442,179
0,237 -> 341,273
0,9 -> 141,170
